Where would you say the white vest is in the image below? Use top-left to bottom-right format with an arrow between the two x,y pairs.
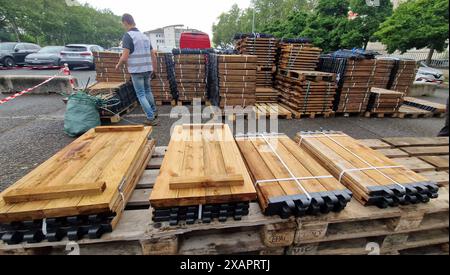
127,31 -> 153,74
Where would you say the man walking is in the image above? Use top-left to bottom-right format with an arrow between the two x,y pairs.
116,13 -> 158,126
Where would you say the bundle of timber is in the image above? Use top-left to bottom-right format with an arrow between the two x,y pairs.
255,87 -> 279,103
94,51 -> 130,83
0,126 -> 155,245
277,39 -> 322,71
372,58 -> 397,89
403,97 -> 447,115
152,52 -> 178,104
218,54 -> 257,107
149,124 -> 257,225
295,131 -> 440,208
388,59 -> 418,95
173,53 -> 207,102
235,34 -> 278,88
367,87 -> 404,114
275,70 -> 337,115
87,82 -> 138,121
207,53 -> 220,106
236,133 -> 352,218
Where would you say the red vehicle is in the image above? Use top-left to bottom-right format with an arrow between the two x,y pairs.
180,32 -> 211,49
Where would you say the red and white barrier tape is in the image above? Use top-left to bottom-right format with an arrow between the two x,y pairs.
0,68 -> 66,105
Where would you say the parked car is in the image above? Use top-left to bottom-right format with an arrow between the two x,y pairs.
416,61 -> 445,84
60,44 -> 104,70
0,42 -> 41,67
25,46 -> 65,67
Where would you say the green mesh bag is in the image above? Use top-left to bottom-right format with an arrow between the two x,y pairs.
64,92 -> 101,137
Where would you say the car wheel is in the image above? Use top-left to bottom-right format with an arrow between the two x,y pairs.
3,57 -> 15,68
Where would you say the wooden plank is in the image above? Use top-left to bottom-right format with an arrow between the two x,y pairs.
2,182 -> 106,204
169,174 -> 244,189
383,137 -> 449,147
95,125 -> 145,133
150,124 -> 257,208
419,171 -> 449,187
359,139 -> 393,150
389,157 -> 436,173
401,146 -> 449,157
419,156 -> 449,171
377,148 -> 410,158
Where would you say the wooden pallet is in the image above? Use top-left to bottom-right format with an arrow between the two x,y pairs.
155,100 -> 176,106
403,97 -> 447,114
1,140 -> 447,255
397,105 -> 433,118
253,103 -> 293,119
101,102 -> 138,124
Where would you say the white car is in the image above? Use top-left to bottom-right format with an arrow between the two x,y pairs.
416,62 -> 445,84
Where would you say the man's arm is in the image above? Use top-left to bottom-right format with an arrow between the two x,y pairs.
116,48 -> 130,70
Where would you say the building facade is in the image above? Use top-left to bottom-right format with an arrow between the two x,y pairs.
144,25 -> 203,52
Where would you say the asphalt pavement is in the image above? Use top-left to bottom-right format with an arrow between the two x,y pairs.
0,68 -> 448,191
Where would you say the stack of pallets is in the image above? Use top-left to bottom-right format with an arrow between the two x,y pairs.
372,59 -> 397,89
149,124 -> 257,225
337,59 -> 377,114
88,82 -> 138,123
236,133 -> 352,218
235,36 -> 278,88
218,55 -> 257,108
366,87 -> 405,114
151,52 -> 178,105
276,70 -> 337,116
93,52 -> 130,83
0,126 -> 155,244
389,59 -> 418,95
278,41 -> 322,71
255,87 -> 279,103
295,131 -> 440,208
173,54 -> 207,103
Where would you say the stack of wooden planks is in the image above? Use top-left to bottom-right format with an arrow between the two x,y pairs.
336,59 -> 377,113
277,42 -> 322,71
367,87 -> 405,114
295,131 -> 440,208
217,55 -> 257,108
149,124 -> 257,225
403,97 -> 447,115
255,87 -> 279,103
236,133 -> 352,218
236,37 -> 278,87
389,59 -> 418,95
0,126 -> 155,244
93,52 -> 131,83
87,82 -> 138,122
372,59 -> 397,89
276,70 -> 337,115
173,54 -> 207,102
151,52 -> 177,104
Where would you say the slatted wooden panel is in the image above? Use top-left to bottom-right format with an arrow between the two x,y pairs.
295,131 -> 440,208
236,134 -> 352,218
0,126 -> 153,223
150,124 -> 256,208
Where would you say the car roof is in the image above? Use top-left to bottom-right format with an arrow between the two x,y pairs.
65,44 -> 99,47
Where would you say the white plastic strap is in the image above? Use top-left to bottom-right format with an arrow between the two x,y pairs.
42,218 -> 48,235
259,133 -> 312,200
318,132 -> 407,191
198,204 -> 203,220
338,166 -> 403,183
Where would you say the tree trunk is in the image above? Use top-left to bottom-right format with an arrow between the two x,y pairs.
363,40 -> 369,51
426,47 -> 435,66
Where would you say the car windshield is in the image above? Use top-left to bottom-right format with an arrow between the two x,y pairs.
0,43 -> 16,51
39,46 -> 64,53
63,46 -> 88,52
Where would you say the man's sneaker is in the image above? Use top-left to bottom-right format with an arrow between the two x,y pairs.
154,111 -> 159,119
143,118 -> 159,126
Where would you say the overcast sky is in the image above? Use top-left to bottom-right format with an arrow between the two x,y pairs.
80,0 -> 252,37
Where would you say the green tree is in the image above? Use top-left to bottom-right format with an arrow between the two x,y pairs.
300,0 -> 349,52
341,0 -> 393,49
0,0 -> 123,47
375,0 -> 449,64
